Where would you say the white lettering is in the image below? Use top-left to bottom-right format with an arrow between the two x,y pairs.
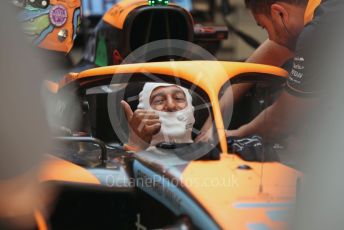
291,69 -> 303,79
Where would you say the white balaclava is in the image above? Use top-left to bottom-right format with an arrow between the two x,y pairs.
138,83 -> 195,146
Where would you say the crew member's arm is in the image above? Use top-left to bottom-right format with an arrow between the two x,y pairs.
229,27 -> 318,139
246,39 -> 294,65
196,39 -> 294,142
222,39 -> 295,107
227,90 -> 316,139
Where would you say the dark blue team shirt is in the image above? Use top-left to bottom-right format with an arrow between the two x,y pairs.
286,0 -> 344,96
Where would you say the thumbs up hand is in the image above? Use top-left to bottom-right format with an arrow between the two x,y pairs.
121,100 -> 161,151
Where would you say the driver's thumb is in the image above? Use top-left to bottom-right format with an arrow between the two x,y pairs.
121,100 -> 133,120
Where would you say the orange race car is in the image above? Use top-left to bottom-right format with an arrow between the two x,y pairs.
38,60 -> 302,230
13,1 -> 301,229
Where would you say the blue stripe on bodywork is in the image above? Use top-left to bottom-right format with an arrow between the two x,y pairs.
247,223 -> 272,230
236,202 -> 292,227
133,160 -> 219,230
234,202 -> 292,209
266,210 -> 289,222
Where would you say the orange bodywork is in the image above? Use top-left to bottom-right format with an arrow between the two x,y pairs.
103,0 -> 147,29
39,156 -> 100,185
34,209 -> 48,230
103,0 -> 183,30
181,154 -> 301,230
44,80 -> 59,94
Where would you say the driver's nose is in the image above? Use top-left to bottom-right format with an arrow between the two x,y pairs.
165,96 -> 178,112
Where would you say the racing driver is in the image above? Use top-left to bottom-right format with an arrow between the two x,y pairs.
121,83 -> 195,152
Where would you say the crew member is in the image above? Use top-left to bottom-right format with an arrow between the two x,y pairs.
198,0 -> 342,143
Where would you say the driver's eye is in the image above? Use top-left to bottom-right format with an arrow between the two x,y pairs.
174,93 -> 186,102
175,97 -> 186,102
152,97 -> 165,105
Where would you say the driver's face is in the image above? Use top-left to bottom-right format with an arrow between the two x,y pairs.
150,86 -> 187,112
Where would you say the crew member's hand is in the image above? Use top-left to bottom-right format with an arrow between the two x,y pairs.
195,126 -> 213,143
121,100 -> 161,150
225,129 -> 243,138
